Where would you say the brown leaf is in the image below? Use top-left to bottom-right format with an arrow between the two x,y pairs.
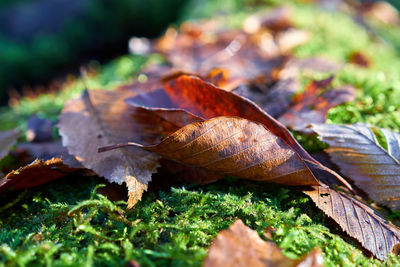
233,78 -> 301,118
232,57 -> 342,119
58,88 -> 162,208
155,20 -> 290,89
203,219 -> 324,267
311,124 -> 400,210
0,158 -> 77,193
151,76 -> 336,166
101,117 -> 319,186
0,129 -> 20,160
122,75 -> 353,189
305,186 -> 400,260
278,77 -> 355,130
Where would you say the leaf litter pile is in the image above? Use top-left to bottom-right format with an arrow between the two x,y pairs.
1,5 -> 400,266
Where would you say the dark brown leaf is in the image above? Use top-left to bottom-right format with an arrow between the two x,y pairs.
305,186 -> 400,260
203,219 -> 324,267
0,158 -> 77,193
348,51 -> 371,68
278,77 -> 355,130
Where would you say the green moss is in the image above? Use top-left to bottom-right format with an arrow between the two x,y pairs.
1,177 -> 393,266
2,1 -> 400,266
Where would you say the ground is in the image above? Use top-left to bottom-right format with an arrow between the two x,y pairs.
1,1 -> 400,266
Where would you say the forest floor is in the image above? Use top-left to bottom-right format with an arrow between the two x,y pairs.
1,1 -> 400,266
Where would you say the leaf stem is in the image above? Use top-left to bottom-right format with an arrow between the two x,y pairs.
98,142 -> 144,153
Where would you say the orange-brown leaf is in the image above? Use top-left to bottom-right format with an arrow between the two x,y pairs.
118,117 -> 320,186
204,219 -> 324,267
125,75 -> 352,189
348,51 -> 371,68
154,17 -> 292,90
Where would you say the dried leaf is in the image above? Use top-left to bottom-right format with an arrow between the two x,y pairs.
0,129 -> 19,160
204,219 -> 324,267
0,158 -> 77,193
58,88 -> 162,208
155,20 -> 290,89
156,75 -> 338,168
101,117 -> 320,185
122,75 -> 353,189
305,186 -> 400,260
278,77 -> 355,130
232,58 -> 342,119
311,123 -> 400,210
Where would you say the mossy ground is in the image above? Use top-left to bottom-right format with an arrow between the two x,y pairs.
1,1 -> 400,266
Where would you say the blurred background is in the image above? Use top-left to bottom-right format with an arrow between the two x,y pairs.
0,0 -> 399,105
0,0 -> 187,104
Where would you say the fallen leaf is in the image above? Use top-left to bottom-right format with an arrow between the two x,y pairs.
203,219 -> 324,267
123,75 -> 353,189
100,117 -> 320,186
278,77 -> 355,130
305,186 -> 400,260
0,129 -> 19,160
58,88 -> 162,208
311,123 -> 400,210
0,158 -> 77,193
232,58 -> 342,118
154,16 -> 296,89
